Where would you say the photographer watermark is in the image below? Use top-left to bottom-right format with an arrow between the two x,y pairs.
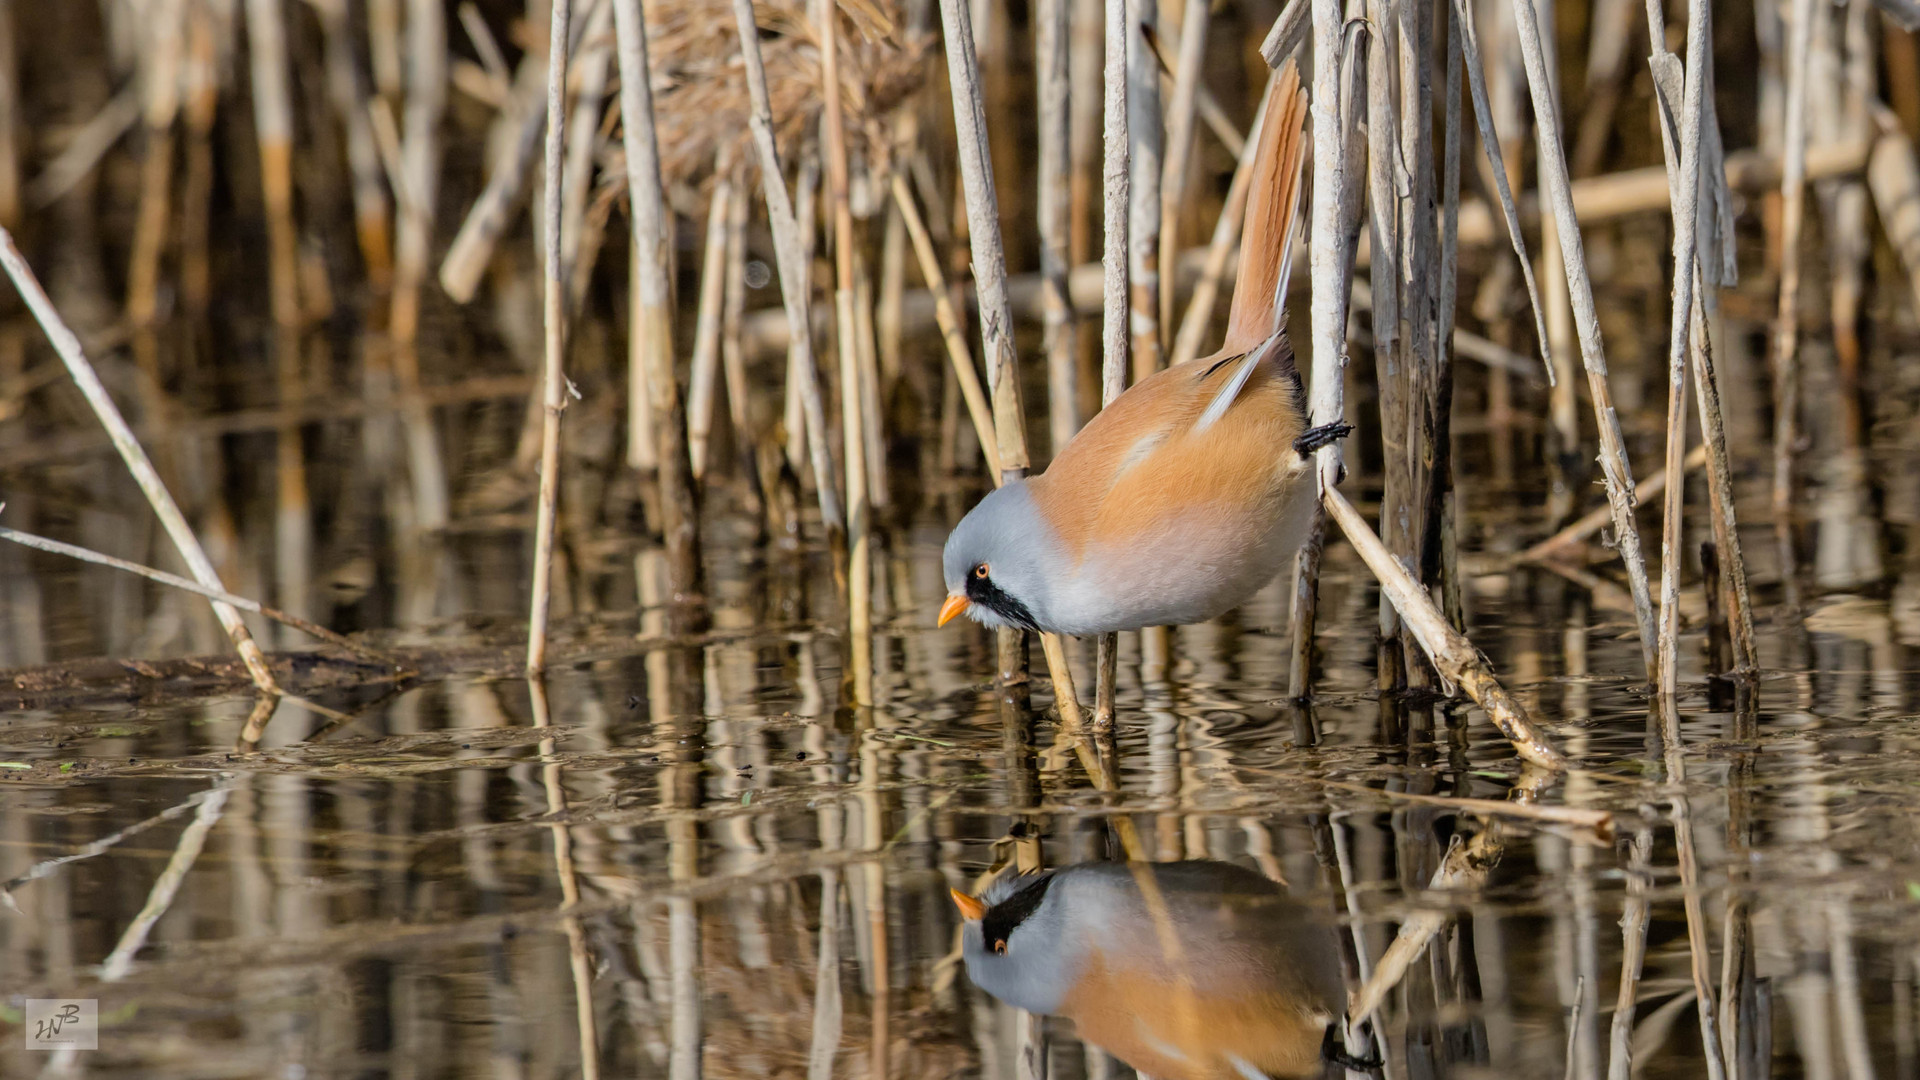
24,999 -> 96,1050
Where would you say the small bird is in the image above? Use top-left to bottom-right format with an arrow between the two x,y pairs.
951,859 -> 1353,1080
939,60 -> 1348,637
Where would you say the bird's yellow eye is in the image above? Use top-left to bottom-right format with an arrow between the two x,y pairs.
992,939 -> 1007,955
974,563 -> 990,579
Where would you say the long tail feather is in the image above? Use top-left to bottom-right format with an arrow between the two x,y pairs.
1221,59 -> 1310,355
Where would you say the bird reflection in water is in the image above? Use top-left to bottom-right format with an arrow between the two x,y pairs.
952,859 -> 1371,1080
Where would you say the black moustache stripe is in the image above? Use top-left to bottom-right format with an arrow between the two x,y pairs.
982,871 -> 1053,949
966,574 -> 1040,631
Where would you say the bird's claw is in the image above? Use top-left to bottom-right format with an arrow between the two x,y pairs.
1293,420 -> 1354,458
1321,1022 -> 1384,1071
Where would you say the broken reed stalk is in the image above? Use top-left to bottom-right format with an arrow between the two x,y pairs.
1289,0 -> 1353,706
1771,0 -> 1816,610
0,229 -> 278,693
817,0 -> 871,704
620,0 -> 704,624
938,0 -> 1083,719
1094,0 -> 1131,728
728,0 -> 845,538
525,0 -> 571,677
0,524 -> 388,664
1506,0 -> 1658,680
1646,0 -> 1713,692
1325,488 -> 1566,769
889,173 -> 1002,477
1038,0 -> 1079,454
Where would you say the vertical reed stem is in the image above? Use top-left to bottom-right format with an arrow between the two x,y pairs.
526,0 -> 571,676
1507,0 -> 1659,678
1127,0 -> 1163,380
1771,0 -> 1816,609
729,0 -> 845,539
1094,0 -> 1130,727
817,0 -> 871,704
1038,0 -> 1079,453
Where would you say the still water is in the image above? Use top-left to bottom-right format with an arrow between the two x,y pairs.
2,509 -> 1919,1079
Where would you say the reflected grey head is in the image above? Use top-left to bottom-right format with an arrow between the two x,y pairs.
955,870 -> 1075,1015
941,481 -> 1060,632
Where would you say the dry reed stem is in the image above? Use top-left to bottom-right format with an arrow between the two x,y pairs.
529,676 -> 601,1079
1126,0 -> 1163,381
561,0 -> 614,310
1038,0 -> 1079,452
246,0 -> 315,630
439,101 -> 546,304
1369,0 -> 1407,691
1660,697 -> 1730,1080
1260,0 -> 1311,67
1157,0 -> 1208,348
617,0 -> 704,619
730,0 -> 845,536
1644,0 -> 1714,692
818,0 -> 871,704
24,87 -> 140,210
526,0 -> 572,677
1325,487 -> 1566,769
890,173 -> 1002,477
1771,0 -> 1816,610
95,784 -> 230,982
688,156 -> 733,480
314,0 -> 393,301
0,523 -> 392,664
0,228 -> 279,694
1138,21 -> 1245,157
1606,826 -> 1655,1079
1101,0 -> 1130,406
1507,0 -> 1658,679
1449,0 -> 1554,384
1095,0 -> 1129,728
1290,0 -> 1353,707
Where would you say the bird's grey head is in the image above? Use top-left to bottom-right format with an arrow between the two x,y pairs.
941,481 -> 1060,632
955,870 -> 1077,1015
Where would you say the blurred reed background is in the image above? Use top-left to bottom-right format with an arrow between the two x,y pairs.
1,0 -> 1919,1077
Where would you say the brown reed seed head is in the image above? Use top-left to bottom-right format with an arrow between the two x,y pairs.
598,0 -> 928,212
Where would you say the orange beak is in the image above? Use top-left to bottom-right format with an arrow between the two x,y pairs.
938,593 -> 971,627
950,888 -> 987,921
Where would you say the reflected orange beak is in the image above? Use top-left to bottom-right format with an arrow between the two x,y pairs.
938,593 -> 971,627
950,888 -> 987,921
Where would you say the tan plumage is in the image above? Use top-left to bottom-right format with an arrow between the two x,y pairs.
941,61 -> 1317,636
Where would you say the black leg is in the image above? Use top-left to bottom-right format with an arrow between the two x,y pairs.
1293,420 -> 1354,458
